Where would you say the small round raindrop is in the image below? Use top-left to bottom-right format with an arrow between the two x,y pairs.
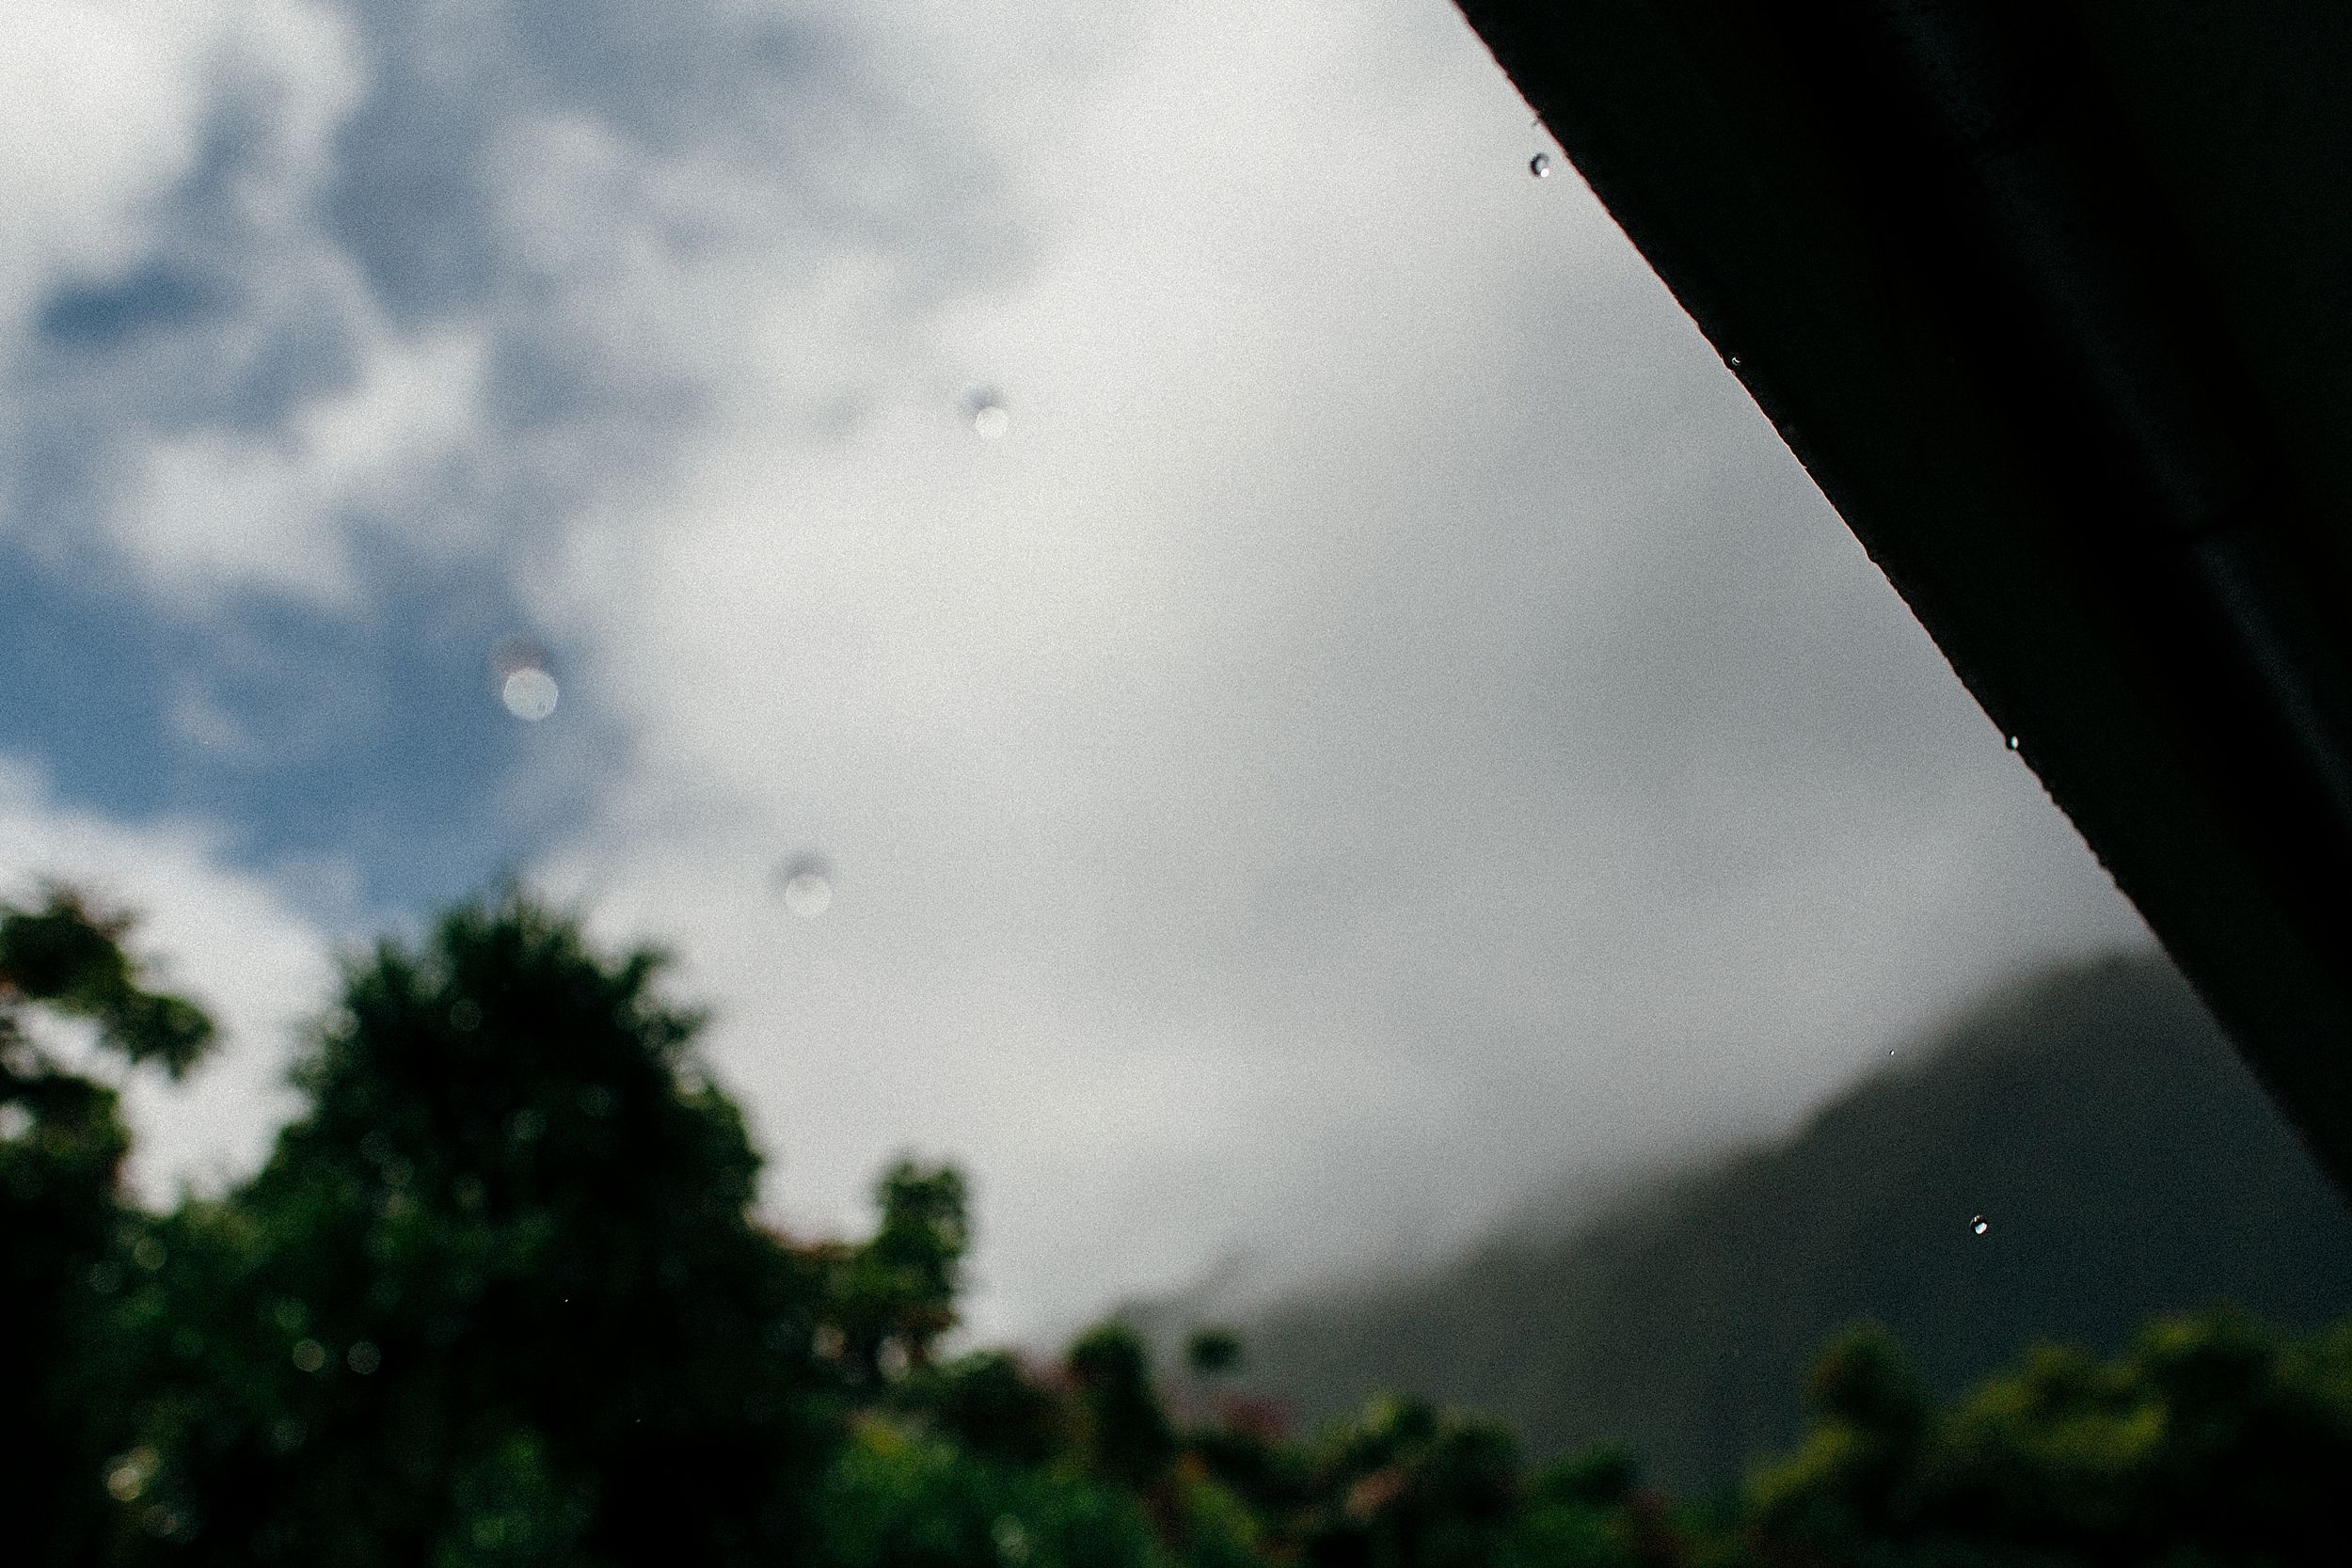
347,1340 -> 382,1376
1529,151 -> 1552,179
964,388 -> 1009,439
1971,1214 -> 1989,1235
291,1338 -> 327,1373
501,667 -> 559,722
778,854 -> 834,919
2005,734 -> 2021,752
105,1448 -> 156,1502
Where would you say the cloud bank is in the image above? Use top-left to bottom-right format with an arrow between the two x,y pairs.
0,0 -> 2145,1337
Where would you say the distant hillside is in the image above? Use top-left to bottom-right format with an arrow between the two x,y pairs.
1210,953 -> 2352,1490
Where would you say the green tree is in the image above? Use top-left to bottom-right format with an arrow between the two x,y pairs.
824,1159 -> 972,1385
117,893 -> 832,1565
1295,1394 -> 1524,1568
899,1349 -> 1066,1468
0,888 -> 215,1567
1187,1327 -> 1246,1380
1745,1308 -> 2352,1567
1070,1321 -> 1180,1489
818,1418 -> 1175,1568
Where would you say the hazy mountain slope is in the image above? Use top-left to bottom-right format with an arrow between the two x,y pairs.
1224,953 -> 2352,1489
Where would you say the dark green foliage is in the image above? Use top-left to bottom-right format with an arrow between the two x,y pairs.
117,894 -> 831,1566
0,889 -> 216,1567
1746,1310 -> 2352,1567
825,1159 -> 972,1384
899,1350 -> 1067,1466
1,887 -> 214,1074
1291,1396 -> 1524,1568
1071,1320 -> 1181,1486
1227,954 -> 2352,1486
18,890 -> 2352,1568
818,1421 -> 1176,1568
1188,1327 -> 1246,1378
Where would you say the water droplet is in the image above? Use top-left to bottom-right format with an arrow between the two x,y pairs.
291,1338 -> 326,1373
2005,734 -> 2021,752
994,1515 -> 1032,1564
1726,355 -> 1742,368
778,853 -> 834,919
105,1448 -> 157,1502
134,1236 -> 167,1271
346,1340 -> 381,1375
964,388 -> 1009,439
0,1102 -> 32,1140
501,666 -> 559,722
1971,1214 -> 1989,1235
1529,151 -> 1552,179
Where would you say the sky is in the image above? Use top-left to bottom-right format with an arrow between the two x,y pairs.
0,0 -> 2149,1339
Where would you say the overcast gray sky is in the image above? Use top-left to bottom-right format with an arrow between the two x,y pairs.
0,0 -> 2145,1339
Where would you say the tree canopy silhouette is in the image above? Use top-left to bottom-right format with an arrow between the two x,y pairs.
10,885 -> 2352,1567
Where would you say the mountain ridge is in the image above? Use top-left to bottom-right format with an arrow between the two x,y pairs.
1185,950 -> 2352,1489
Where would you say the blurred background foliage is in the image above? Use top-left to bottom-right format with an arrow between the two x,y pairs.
5,888 -> 2348,1566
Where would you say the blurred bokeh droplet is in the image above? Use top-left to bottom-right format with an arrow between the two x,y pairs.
778,853 -> 834,918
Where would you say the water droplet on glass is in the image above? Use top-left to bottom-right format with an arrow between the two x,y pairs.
134,1236 -> 167,1271
0,1102 -> 32,1140
2006,734 -> 2021,752
1971,1214 -> 1989,1235
105,1448 -> 156,1502
490,639 -> 560,721
501,666 -> 559,721
346,1340 -> 381,1375
291,1338 -> 326,1373
964,388 -> 1009,439
1726,355 -> 1742,368
1529,151 -> 1552,179
778,853 -> 834,919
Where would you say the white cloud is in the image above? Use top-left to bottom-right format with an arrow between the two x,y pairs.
524,0 -> 2146,1338
0,2 -> 215,325
0,0 -> 362,331
2,0 -> 2153,1344
115,325 -> 485,606
0,758 -> 336,1201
